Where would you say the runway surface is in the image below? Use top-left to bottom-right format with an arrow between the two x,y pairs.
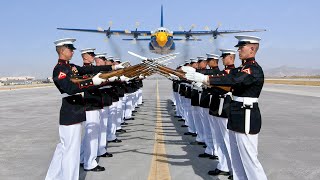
0,77 -> 319,180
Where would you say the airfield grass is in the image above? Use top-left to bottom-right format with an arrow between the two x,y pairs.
265,80 -> 320,86
0,83 -> 54,90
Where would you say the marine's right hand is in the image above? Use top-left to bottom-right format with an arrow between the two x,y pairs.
92,73 -> 107,85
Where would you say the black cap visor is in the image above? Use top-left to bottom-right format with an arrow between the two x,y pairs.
63,44 -> 76,50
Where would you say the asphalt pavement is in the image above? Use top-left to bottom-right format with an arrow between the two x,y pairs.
0,78 -> 319,180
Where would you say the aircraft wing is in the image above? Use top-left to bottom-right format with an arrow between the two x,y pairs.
57,28 -> 152,36
173,29 -> 266,36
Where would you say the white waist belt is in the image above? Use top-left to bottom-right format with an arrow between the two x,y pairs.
233,96 -> 259,134
99,85 -> 112,89
61,92 -> 83,98
218,92 -> 233,116
233,96 -> 258,103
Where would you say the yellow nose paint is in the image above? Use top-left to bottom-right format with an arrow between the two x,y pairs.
156,32 -> 168,47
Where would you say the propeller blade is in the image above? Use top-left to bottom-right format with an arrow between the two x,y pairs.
190,24 -> 196,30
135,21 -> 140,28
131,39 -> 137,44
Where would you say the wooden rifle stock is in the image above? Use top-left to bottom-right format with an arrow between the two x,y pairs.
156,65 -> 186,79
70,64 -> 143,84
155,65 -> 231,91
122,65 -> 148,78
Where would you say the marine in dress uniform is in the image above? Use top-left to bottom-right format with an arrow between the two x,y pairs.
196,54 -> 220,159
45,38 -> 113,180
208,49 -> 237,177
93,53 -> 114,158
186,35 -> 268,180
80,48 -> 109,171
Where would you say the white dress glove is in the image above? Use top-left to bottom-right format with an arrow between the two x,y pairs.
119,75 -> 130,82
114,64 -> 124,70
92,73 -> 106,85
185,72 -> 208,83
181,66 -> 196,73
114,61 -> 130,70
193,82 -> 203,91
108,76 -> 118,82
169,73 -> 179,80
139,74 -> 144,79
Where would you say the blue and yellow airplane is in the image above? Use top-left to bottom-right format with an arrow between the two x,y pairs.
58,6 -> 265,55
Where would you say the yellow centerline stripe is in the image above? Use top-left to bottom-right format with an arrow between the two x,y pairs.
148,80 -> 171,180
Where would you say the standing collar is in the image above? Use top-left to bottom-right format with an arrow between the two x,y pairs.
83,63 -> 92,66
58,59 -> 69,64
210,66 -> 219,70
225,64 -> 235,69
242,57 -> 256,65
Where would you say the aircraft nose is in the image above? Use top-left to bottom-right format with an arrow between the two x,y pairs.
156,32 -> 168,47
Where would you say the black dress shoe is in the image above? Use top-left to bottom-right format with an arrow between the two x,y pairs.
108,139 -> 122,143
209,155 -> 219,160
80,163 -> 84,167
121,122 -> 129,125
131,114 -> 135,116
203,145 -> 207,148
132,110 -> 137,113
125,118 -> 135,120
197,142 -> 206,145
84,165 -> 105,172
135,106 -> 140,108
178,119 -> 185,122
198,153 -> 212,158
98,152 -> 113,157
208,168 -> 230,176
184,132 -> 193,135
181,125 -> 188,127
191,133 -> 197,137
174,115 -> 182,118
228,175 -> 233,179
116,129 -> 127,133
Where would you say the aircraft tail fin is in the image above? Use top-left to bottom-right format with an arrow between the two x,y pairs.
160,5 -> 163,27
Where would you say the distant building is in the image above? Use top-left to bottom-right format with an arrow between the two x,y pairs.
0,76 -> 35,82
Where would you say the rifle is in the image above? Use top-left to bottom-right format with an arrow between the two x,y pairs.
70,63 -> 143,83
149,62 -> 231,92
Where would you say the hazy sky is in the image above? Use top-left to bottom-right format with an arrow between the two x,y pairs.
0,0 -> 319,78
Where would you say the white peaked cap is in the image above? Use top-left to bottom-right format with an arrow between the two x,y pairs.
114,58 -> 121,62
197,56 -> 206,61
206,53 -> 220,59
80,48 -> 96,54
190,58 -> 198,63
234,35 -> 261,47
219,49 -> 237,57
95,53 -> 107,58
184,59 -> 191,64
54,38 -> 76,46
106,56 -> 114,60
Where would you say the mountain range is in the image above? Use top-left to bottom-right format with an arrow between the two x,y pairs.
264,66 -> 320,77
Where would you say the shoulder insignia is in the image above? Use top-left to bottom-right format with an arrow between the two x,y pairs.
58,72 -> 67,80
241,68 -> 251,74
224,69 -> 231,74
